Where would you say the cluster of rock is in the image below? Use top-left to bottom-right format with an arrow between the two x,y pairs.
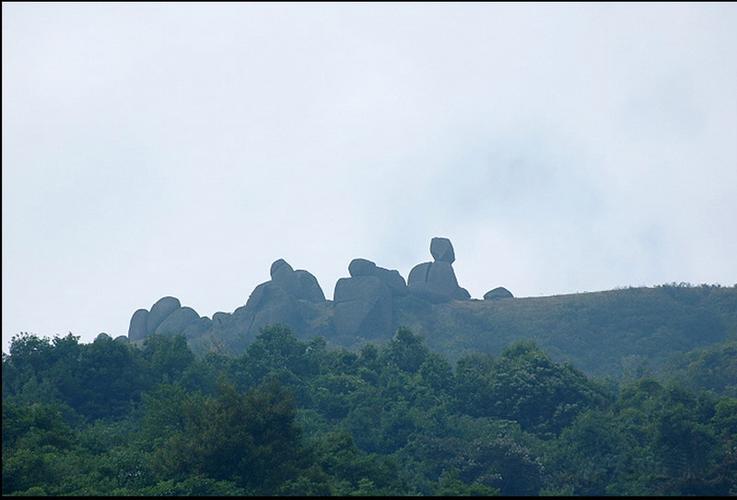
228,258 -> 327,336
128,296 -> 210,342
125,237 -> 515,347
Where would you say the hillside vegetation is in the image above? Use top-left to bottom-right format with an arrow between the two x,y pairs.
390,284 -> 737,378
3,326 -> 736,495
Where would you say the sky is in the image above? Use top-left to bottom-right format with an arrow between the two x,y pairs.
3,3 -> 737,351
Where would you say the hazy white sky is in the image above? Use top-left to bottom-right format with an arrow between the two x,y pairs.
3,3 -> 737,350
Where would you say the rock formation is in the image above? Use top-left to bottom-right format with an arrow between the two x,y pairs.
127,296 -> 203,341
333,257 -> 408,339
229,259 -> 327,339
128,309 -> 149,341
123,238 -> 484,350
146,297 -> 181,335
407,237 -> 470,302
484,287 -> 514,300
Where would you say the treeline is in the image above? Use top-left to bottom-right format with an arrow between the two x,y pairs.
3,327 -> 736,495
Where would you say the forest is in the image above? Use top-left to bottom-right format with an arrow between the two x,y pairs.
3,325 -> 736,496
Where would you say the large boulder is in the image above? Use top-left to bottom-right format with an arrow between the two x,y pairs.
349,258 -> 378,277
484,287 -> 514,300
266,259 -> 325,303
407,238 -> 469,302
128,308 -> 149,341
430,237 -> 455,263
182,317 -> 213,339
249,284 -> 302,334
290,270 -> 326,302
154,306 -> 200,337
374,267 -> 408,295
245,282 -> 270,311
333,276 -> 392,339
348,258 -> 407,295
270,258 -> 294,282
426,261 -> 461,297
146,296 -> 181,335
408,262 -> 432,286
237,259 -> 328,339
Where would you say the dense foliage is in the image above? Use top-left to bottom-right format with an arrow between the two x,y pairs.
3,326 -> 736,496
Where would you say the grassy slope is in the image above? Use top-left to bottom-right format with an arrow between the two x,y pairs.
391,285 -> 737,378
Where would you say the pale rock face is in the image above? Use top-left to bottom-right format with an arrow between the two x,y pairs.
146,296 -> 181,335
154,307 -> 200,336
128,309 -> 149,341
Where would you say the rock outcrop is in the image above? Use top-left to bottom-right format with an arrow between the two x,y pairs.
484,287 -> 514,300
333,258 -> 409,339
127,296 -> 203,341
128,309 -> 149,341
229,259 -> 328,339
146,297 -> 181,335
407,237 -> 470,302
154,306 -> 200,336
123,238 -> 484,351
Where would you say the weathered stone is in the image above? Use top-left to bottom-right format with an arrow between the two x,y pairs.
430,237 -> 455,263
245,282 -> 270,311
128,308 -> 149,341
249,284 -> 302,334
408,238 -> 469,301
146,296 -> 181,335
270,259 -> 294,282
290,270 -> 326,302
408,261 -> 469,302
426,261 -> 461,296
349,258 -> 377,277
154,306 -> 200,336
408,262 -> 433,288
484,287 -> 514,300
182,317 -> 212,339
333,276 -> 392,339
212,312 -> 230,326
262,261 -> 326,304
374,266 -> 408,295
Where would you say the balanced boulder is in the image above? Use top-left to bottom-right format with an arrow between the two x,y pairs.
408,237 -> 470,302
348,258 -> 408,295
430,237 -> 456,263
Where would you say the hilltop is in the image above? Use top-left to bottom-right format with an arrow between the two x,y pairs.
121,238 -> 737,379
